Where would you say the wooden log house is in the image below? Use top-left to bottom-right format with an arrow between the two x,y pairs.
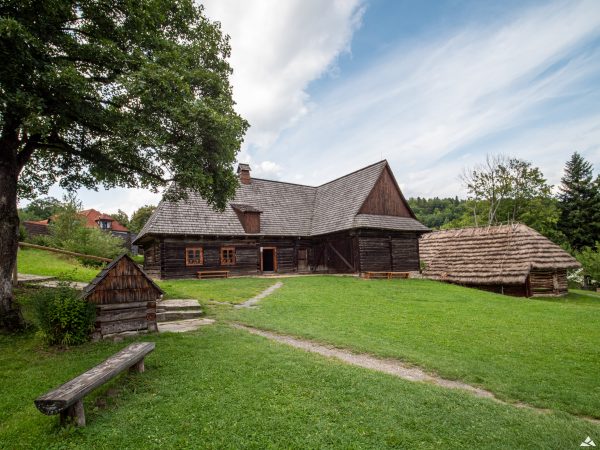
419,224 -> 581,297
134,161 -> 429,279
81,254 -> 163,339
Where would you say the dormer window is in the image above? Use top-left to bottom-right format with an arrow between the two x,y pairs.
231,204 -> 261,233
98,220 -> 112,230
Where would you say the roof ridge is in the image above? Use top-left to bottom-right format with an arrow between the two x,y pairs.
315,160 -> 387,188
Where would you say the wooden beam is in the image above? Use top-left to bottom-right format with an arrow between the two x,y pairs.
18,242 -> 112,263
327,242 -> 354,272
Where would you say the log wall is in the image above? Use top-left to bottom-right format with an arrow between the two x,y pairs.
140,229 -> 422,279
85,257 -> 161,339
529,269 -> 568,297
357,231 -> 420,272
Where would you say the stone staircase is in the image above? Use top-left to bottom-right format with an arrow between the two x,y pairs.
156,299 -> 203,322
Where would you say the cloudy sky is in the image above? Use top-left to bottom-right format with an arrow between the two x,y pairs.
36,0 -> 600,214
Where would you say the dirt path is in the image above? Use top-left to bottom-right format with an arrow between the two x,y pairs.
234,282 -> 283,308
232,323 -> 600,425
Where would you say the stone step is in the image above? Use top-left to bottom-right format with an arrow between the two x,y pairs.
156,310 -> 203,322
158,299 -> 201,311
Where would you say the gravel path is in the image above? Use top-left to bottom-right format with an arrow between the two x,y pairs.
234,282 -> 283,308
232,323 -> 600,425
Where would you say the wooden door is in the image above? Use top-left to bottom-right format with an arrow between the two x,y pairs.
297,248 -> 308,272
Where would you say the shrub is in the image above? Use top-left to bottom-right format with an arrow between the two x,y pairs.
27,234 -> 54,247
18,224 -> 27,241
576,243 -> 600,288
49,197 -> 124,261
30,285 -> 95,346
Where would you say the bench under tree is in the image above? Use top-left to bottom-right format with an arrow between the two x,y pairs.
34,342 -> 155,426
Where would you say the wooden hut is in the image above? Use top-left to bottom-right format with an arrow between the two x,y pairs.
82,254 -> 164,339
419,224 -> 581,297
134,161 -> 429,279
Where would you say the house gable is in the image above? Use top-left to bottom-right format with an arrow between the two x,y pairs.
358,165 -> 414,218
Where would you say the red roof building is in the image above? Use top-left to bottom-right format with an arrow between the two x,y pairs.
78,209 -> 129,232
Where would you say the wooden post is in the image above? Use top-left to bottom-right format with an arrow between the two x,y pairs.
60,400 -> 85,427
130,359 -> 145,374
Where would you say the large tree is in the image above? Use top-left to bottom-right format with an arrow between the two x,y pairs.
129,204 -> 156,233
459,155 -> 565,244
557,152 -> 600,250
0,1 -> 247,329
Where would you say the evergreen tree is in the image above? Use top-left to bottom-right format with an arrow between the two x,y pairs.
557,152 -> 600,250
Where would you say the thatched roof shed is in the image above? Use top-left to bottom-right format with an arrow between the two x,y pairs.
419,224 -> 580,296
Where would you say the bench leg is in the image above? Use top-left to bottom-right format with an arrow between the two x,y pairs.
60,399 -> 85,427
129,358 -> 145,374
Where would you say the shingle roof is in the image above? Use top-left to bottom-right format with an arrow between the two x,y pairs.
81,253 -> 164,299
419,224 -> 581,285
135,161 -> 427,242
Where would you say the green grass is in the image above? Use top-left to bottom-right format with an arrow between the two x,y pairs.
224,276 -> 600,418
1,327 -> 598,449
158,278 -> 277,304
17,248 -> 101,282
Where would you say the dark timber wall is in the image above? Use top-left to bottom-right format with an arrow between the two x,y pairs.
359,166 -> 413,217
357,231 -> 420,272
141,228 -> 422,279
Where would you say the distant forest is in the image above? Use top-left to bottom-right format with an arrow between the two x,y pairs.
408,152 -> 600,252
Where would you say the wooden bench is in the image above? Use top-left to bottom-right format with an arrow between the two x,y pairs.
197,270 -> 229,279
34,342 -> 155,427
364,271 -> 410,280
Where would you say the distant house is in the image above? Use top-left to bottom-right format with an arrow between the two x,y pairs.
134,161 -> 429,279
419,224 -> 581,297
78,209 -> 132,249
23,208 -> 132,250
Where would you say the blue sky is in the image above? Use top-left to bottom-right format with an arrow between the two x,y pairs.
34,0 -> 600,214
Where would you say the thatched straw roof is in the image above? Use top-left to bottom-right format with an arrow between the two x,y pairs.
419,224 -> 580,285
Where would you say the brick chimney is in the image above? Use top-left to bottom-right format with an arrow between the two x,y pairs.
237,163 -> 251,185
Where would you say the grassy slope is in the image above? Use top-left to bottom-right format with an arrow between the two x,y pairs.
1,327 -> 598,449
17,248 -> 101,282
17,247 -> 275,304
224,276 -> 600,418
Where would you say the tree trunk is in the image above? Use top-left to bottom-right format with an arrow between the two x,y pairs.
0,134 -> 23,331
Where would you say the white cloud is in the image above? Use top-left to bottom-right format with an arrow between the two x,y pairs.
201,0 -> 365,150
265,0 -> 600,194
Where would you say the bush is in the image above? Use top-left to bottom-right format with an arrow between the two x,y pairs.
18,224 -> 27,241
49,197 -> 124,261
30,285 -> 95,346
27,234 -> 54,247
576,243 -> 600,288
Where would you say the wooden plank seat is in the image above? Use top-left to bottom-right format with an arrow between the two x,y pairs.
197,270 -> 229,279
34,342 -> 155,427
364,271 -> 410,279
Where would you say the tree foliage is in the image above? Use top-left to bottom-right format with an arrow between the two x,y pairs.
557,152 -> 600,251
18,197 -> 63,221
48,197 -> 124,261
0,0 -> 247,328
110,209 -> 130,229
2,0 -> 247,205
408,197 -> 468,229
129,204 -> 156,233
576,243 -> 600,286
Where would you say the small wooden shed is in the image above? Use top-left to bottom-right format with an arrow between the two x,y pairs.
82,253 -> 163,339
419,224 -> 581,297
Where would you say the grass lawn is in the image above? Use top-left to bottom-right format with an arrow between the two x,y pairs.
224,276 -> 600,419
158,277 -> 277,304
1,327 -> 598,449
17,248 -> 101,283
